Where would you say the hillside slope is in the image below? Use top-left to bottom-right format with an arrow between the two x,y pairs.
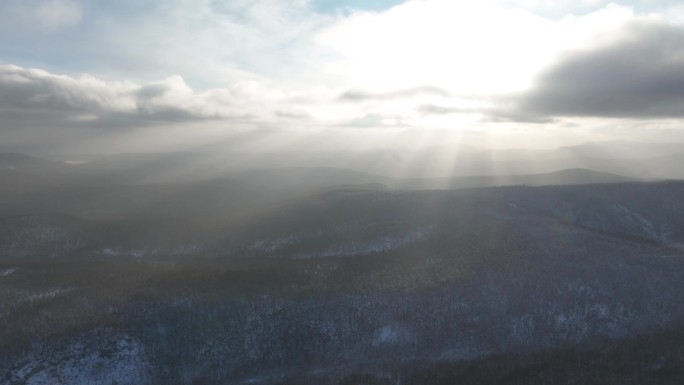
2,182 -> 684,384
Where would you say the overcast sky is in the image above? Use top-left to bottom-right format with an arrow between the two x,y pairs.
2,0 -> 684,154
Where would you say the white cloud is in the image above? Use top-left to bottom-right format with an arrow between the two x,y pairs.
0,65 -> 136,112
0,64 -> 266,127
314,1 -> 651,98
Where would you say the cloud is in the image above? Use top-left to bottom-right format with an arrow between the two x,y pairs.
417,104 -> 484,115
5,1 -> 684,154
275,110 -> 311,119
340,113 -> 410,128
316,1 -> 562,94
339,86 -> 452,102
0,64 -> 255,129
0,65 -> 135,113
494,21 -> 684,121
0,0 -> 331,90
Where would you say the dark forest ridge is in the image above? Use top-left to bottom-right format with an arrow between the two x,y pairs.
0,142 -> 683,385
3,180 -> 684,384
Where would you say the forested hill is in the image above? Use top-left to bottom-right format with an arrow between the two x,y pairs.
2,181 -> 684,384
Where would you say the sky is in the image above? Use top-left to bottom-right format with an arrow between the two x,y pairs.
2,0 -> 684,154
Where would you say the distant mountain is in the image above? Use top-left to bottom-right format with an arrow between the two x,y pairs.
556,140 -> 684,159
393,168 -> 637,189
500,152 -> 684,180
229,167 -> 638,191
27,140 -> 684,182
0,154 -> 645,219
0,153 -> 78,176
231,166 -> 382,190
78,151 -> 231,183
0,154 -> 94,205
635,152 -> 684,179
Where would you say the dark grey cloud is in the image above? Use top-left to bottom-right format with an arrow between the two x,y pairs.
339,86 -> 451,102
493,21 -> 684,122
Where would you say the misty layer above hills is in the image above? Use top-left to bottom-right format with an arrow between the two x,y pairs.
0,143 -> 675,261
0,149 -> 642,222
2,140 -> 683,232
8,140 -> 683,181
22,140 -> 684,183
0,141 -> 664,263
3,140 -> 679,223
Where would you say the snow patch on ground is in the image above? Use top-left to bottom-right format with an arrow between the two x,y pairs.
250,229 -> 324,253
372,324 -> 414,348
21,288 -> 73,303
0,267 -> 18,277
99,247 -> 150,258
317,230 -> 429,258
2,331 -> 151,385
609,203 -> 661,240
250,223 -> 432,258
98,244 -> 203,257
670,243 -> 684,252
